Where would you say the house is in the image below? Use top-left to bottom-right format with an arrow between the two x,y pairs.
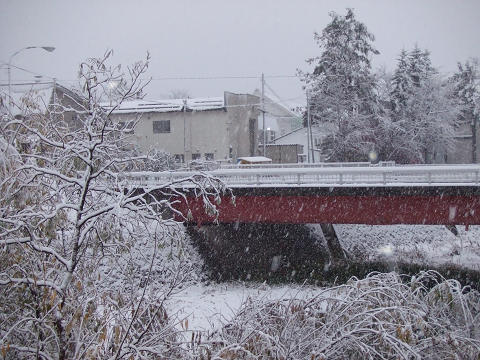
253,89 -> 303,145
106,92 -> 260,163
445,121 -> 480,164
50,83 -> 86,128
2,81 -> 85,125
270,123 -> 336,163
262,143 -> 304,163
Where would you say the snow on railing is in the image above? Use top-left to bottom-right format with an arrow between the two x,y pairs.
219,161 -> 396,169
124,164 -> 480,188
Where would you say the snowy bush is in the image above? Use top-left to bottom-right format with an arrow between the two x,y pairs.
200,271 -> 480,359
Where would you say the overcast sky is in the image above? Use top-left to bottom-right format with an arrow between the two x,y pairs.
1,0 -> 479,106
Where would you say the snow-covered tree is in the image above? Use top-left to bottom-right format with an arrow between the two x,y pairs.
0,51 -> 224,359
390,49 -> 411,113
451,58 -> 480,162
382,47 -> 458,163
408,45 -> 436,88
300,8 -> 380,162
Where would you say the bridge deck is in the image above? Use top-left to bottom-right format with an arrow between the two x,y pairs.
173,186 -> 480,225
127,165 -> 480,225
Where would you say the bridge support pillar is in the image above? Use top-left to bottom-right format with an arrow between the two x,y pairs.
320,224 -> 347,262
445,225 -> 459,236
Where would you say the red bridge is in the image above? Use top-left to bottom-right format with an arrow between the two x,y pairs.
130,164 -> 480,226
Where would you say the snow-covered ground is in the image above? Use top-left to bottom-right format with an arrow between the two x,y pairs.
334,224 -> 480,270
167,224 -> 480,334
168,282 -> 322,334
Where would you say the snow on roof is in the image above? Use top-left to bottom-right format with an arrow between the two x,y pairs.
237,156 -> 272,163
2,82 -> 85,116
6,83 -> 54,115
265,143 -> 302,147
105,97 -> 225,114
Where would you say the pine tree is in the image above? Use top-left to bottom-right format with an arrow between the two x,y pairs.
452,58 -> 480,162
384,47 -> 458,163
390,49 -> 411,113
300,8 -> 379,162
408,45 -> 436,87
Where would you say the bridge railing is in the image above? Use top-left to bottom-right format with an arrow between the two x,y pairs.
124,165 -> 480,188
218,161 -> 396,170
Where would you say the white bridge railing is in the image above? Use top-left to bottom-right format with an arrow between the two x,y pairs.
125,164 -> 480,188
217,161 -> 396,170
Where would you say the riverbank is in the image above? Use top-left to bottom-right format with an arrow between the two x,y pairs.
188,224 -> 480,287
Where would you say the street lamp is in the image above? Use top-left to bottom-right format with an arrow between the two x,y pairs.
7,46 -> 56,113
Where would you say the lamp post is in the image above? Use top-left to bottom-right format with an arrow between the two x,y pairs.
7,46 -> 55,113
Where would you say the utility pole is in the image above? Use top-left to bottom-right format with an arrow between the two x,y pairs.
473,113 -> 478,163
306,89 -> 315,163
183,99 -> 187,162
52,78 -> 56,119
261,73 -> 266,157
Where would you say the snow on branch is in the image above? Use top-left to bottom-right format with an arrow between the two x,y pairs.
0,51 -> 225,359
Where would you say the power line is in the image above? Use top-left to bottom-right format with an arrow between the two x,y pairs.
0,62 -> 55,80
0,81 -> 54,87
0,67 -> 300,83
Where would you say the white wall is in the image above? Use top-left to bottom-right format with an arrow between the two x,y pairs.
113,109 -> 229,161
110,92 -> 260,162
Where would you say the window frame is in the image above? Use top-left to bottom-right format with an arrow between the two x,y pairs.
152,120 -> 171,134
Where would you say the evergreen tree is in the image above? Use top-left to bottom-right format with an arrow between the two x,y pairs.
300,8 -> 379,161
408,45 -> 436,87
452,58 -> 480,162
390,49 -> 411,113
383,47 -> 458,163
390,46 -> 436,116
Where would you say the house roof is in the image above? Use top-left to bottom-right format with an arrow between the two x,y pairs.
237,156 -> 272,163
104,97 -> 225,114
265,143 -> 303,147
3,82 -> 85,116
6,82 -> 53,115
272,126 -> 305,142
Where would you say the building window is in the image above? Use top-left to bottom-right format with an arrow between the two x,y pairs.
153,120 -> 170,133
204,153 -> 214,161
266,129 -> 276,143
259,129 -> 276,144
192,153 -> 201,160
314,137 -> 322,148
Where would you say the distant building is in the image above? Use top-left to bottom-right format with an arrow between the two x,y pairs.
445,121 -> 480,164
270,124 -> 336,163
253,89 -> 303,145
106,92 -> 260,163
2,81 -> 85,125
50,83 -> 86,128
262,144 -> 304,163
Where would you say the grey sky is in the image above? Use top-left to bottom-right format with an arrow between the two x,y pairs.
1,0 -> 479,106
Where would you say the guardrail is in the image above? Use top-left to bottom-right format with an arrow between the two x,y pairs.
218,161 -> 396,169
125,164 -> 480,188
